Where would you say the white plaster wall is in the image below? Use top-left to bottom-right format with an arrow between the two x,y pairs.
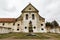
40,22 -> 47,33
0,22 -> 21,32
0,28 -> 11,34
22,13 -> 38,33
0,23 -> 12,33
0,23 -> 13,28
12,21 -> 21,32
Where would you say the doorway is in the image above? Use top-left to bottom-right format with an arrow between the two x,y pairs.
29,21 -> 33,32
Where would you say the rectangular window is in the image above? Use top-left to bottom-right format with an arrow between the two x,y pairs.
32,14 -> 35,19
26,14 -> 28,20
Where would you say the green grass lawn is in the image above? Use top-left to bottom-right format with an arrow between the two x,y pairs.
0,32 -> 60,39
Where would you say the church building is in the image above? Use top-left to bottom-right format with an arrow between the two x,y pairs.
0,3 -> 47,33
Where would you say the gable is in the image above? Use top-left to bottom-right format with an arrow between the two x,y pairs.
22,3 -> 39,13
17,3 -> 45,21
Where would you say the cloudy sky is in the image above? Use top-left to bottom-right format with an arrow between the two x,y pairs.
0,0 -> 60,25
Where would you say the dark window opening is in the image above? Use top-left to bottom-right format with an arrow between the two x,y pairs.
3,23 -> 5,26
18,24 -> 20,26
41,24 -> 43,26
29,8 -> 31,10
17,29 -> 19,31
13,23 -> 15,26
32,14 -> 35,19
41,28 -> 44,30
34,26 -> 36,29
25,27 -> 27,29
26,14 -> 28,20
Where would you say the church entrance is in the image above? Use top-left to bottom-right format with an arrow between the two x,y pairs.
29,21 -> 33,33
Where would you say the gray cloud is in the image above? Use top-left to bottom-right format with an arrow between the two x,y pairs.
0,0 -> 60,25
3,6 -> 16,12
41,0 -> 60,25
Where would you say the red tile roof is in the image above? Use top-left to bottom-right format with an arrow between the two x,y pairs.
0,18 -> 16,22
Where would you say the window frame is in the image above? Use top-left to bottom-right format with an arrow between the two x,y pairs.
32,14 -> 35,20
26,14 -> 28,20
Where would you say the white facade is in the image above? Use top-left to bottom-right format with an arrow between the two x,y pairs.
0,26 -> 11,34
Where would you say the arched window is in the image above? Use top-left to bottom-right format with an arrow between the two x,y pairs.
26,14 -> 28,20
32,14 -> 35,19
